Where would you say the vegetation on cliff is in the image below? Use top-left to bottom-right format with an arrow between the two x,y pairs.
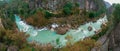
0,0 -> 106,29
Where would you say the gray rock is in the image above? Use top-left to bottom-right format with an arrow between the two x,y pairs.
108,23 -> 120,51
55,25 -> 70,35
88,26 -> 92,31
56,27 -> 69,35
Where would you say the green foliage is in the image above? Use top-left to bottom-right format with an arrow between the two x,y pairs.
56,38 -> 60,44
26,11 -> 49,27
88,11 -> 95,18
0,28 -> 37,51
88,7 -> 106,18
95,8 -> 106,17
0,0 -> 35,29
44,11 -> 54,19
64,2 -> 73,10
63,2 -> 73,15
60,38 -> 96,51
0,28 -> 29,48
20,47 -> 35,51
0,44 -> 6,51
75,2 -> 80,7
63,7 -> 72,15
89,0 -> 106,17
113,4 -> 120,23
92,23 -> 109,40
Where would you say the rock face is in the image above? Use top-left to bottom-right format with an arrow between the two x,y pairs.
29,0 -> 72,11
88,26 -> 92,31
91,34 -> 109,51
28,0 -> 106,11
104,1 -> 111,8
108,23 -> 120,51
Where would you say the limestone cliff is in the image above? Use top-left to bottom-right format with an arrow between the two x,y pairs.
28,0 -> 106,11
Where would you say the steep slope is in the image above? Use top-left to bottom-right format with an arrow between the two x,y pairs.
28,0 -> 106,11
109,23 -> 120,51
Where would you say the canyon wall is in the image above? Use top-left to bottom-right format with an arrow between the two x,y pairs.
28,0 -> 106,11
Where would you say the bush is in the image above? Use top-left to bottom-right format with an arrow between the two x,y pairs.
0,28 -> 29,48
64,2 -> 73,10
88,11 -> 95,18
75,2 -> 80,7
0,44 -> 6,51
95,8 -> 106,17
62,2 -> 73,15
44,11 -> 54,19
63,7 -> 72,15
26,11 -> 49,27
60,38 -> 96,51
113,4 -> 120,23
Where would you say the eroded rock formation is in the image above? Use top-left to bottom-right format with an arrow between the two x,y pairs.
28,0 -> 105,11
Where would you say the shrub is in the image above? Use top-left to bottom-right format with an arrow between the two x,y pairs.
44,11 -> 54,19
0,28 -> 29,48
63,7 -> 72,15
113,4 -> 120,23
0,44 -> 6,51
64,2 -> 73,10
60,38 -> 96,51
26,11 -> 49,27
88,11 -> 95,18
62,2 -> 73,15
75,2 -> 80,7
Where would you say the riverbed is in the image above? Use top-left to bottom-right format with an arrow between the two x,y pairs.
15,15 -> 108,48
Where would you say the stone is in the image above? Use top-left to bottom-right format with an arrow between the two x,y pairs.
94,29 -> 102,34
101,23 -> 107,28
55,25 -> 69,35
66,24 -> 71,28
88,26 -> 92,31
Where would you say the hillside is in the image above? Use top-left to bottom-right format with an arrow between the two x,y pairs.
0,0 -> 117,51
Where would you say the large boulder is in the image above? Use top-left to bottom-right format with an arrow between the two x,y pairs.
55,25 -> 70,35
88,26 -> 92,31
56,27 -> 69,35
101,23 -> 107,28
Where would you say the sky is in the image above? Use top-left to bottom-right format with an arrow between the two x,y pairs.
104,0 -> 120,5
